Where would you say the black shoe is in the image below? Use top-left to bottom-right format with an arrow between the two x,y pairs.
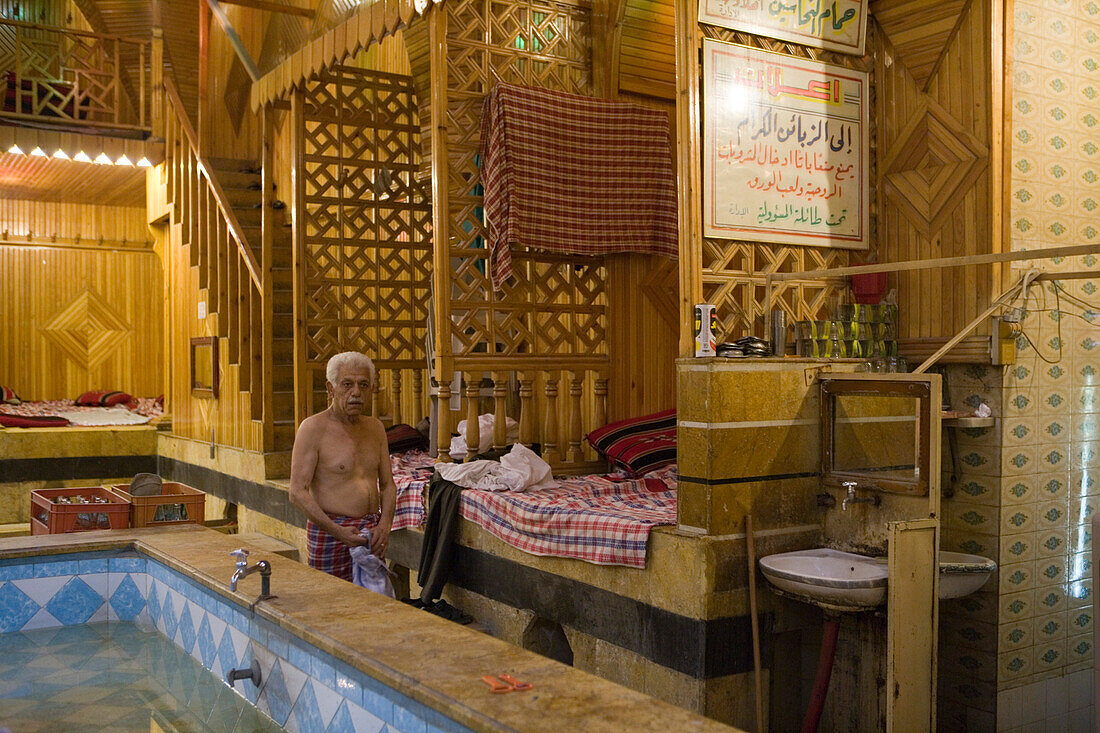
400,597 -> 427,609
426,599 -> 474,624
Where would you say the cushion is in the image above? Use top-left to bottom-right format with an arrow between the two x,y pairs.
0,414 -> 70,428
0,386 -> 20,405
75,390 -> 133,407
586,408 -> 677,476
387,423 -> 429,453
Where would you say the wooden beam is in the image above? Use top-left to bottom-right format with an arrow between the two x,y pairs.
218,0 -> 314,18
768,241 -> 1100,282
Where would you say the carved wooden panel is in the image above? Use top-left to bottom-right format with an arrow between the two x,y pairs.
300,65 -> 432,370
443,0 -> 606,362
872,0 -> 995,344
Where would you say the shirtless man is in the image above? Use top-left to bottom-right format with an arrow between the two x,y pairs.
289,351 -> 397,581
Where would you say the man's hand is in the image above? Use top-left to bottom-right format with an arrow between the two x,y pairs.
371,520 -> 392,558
336,525 -> 370,548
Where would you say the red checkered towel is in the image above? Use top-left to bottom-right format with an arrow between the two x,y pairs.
480,83 -> 678,290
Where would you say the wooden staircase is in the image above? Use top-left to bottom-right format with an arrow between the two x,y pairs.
162,79 -> 296,477
203,157 -> 297,457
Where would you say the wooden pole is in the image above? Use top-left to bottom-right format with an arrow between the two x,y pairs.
746,514 -> 765,733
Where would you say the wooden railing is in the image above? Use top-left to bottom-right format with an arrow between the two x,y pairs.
438,366 -> 610,473
163,77 -> 265,421
0,19 -> 151,131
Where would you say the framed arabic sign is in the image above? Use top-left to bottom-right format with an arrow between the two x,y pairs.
698,0 -> 868,56
702,39 -> 869,250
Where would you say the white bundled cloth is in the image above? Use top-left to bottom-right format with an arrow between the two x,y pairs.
437,443 -> 557,492
448,413 -> 519,460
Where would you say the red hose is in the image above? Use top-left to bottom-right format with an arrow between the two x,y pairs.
801,616 -> 841,733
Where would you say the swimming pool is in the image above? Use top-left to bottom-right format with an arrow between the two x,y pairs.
0,549 -> 472,732
1,622 -> 282,731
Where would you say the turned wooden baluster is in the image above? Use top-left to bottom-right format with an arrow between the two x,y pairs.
543,372 -> 561,466
492,371 -> 508,451
371,377 -> 383,419
391,369 -> 402,425
567,370 -> 584,463
594,374 -> 608,460
412,370 -> 423,422
465,371 -> 481,461
436,378 -> 452,462
518,373 -> 534,447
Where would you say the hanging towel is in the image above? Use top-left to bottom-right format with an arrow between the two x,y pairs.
480,83 -> 678,290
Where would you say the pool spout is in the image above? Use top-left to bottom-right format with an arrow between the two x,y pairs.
226,659 -> 263,688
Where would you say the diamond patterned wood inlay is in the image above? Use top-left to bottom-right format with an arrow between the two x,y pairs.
883,101 -> 988,238
41,287 -> 132,368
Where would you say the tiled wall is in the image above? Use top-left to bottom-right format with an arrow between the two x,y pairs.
942,0 -> 1100,727
0,551 -> 471,733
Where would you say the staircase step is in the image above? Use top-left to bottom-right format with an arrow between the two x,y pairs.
232,207 -> 262,229
273,316 -> 293,339
205,156 -> 258,174
273,390 -> 294,417
273,289 -> 293,315
271,246 -> 291,268
221,186 -> 261,208
273,336 -> 293,362
214,169 -> 262,190
271,267 -> 292,290
272,364 -> 294,391
274,420 -> 295,451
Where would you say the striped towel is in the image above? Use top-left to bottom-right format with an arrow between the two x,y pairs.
480,83 -> 678,290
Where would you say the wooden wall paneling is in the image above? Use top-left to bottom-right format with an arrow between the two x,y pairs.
873,0 -> 994,351
165,217 -> 262,452
0,243 -> 163,401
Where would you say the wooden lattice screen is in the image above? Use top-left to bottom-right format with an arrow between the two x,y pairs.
439,0 -> 607,365
696,25 -> 871,340
297,65 -> 432,410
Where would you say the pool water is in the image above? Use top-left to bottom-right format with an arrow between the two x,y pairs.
0,621 -> 282,732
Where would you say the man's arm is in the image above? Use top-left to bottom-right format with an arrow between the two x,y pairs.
370,419 -> 397,557
288,417 -> 367,547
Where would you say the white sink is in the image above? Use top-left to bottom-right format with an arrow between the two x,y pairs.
759,549 -> 996,609
939,551 -> 996,599
758,548 -> 888,612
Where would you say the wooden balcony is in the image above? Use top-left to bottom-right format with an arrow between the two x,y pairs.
0,19 -> 152,135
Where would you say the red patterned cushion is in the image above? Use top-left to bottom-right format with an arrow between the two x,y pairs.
387,423 -> 429,453
75,390 -> 132,407
0,386 -> 20,405
586,408 -> 677,476
0,414 -> 70,428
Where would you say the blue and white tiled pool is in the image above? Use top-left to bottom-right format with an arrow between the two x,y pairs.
0,549 -> 472,733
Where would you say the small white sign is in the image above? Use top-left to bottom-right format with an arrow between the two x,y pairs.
197,301 -> 207,320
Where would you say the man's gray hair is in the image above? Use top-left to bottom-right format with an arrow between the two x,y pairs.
326,351 -> 376,385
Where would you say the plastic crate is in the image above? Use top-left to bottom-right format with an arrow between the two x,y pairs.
30,487 -> 131,535
109,481 -> 206,527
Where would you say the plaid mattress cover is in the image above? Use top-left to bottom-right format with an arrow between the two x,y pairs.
392,455 -> 677,568
391,449 -> 436,531
480,82 -> 678,290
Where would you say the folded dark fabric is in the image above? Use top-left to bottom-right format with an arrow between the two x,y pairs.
129,472 -> 163,496
0,414 -> 69,428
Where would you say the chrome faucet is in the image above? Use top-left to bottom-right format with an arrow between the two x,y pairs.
229,548 -> 272,598
840,481 -> 881,510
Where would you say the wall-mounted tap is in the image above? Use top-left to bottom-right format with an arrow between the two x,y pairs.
229,548 -> 273,598
840,481 -> 881,511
